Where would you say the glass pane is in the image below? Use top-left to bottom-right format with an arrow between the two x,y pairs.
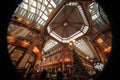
29,55 -> 35,62
23,3 -> 28,10
74,39 -> 94,59
50,0 -> 56,8
31,7 -> 35,13
10,49 -> 24,61
44,0 -> 48,6
41,5 -> 45,11
32,1 -> 36,7
24,0 -> 28,3
97,38 -> 108,49
8,45 -> 16,53
43,39 -> 58,52
42,14 -> 48,20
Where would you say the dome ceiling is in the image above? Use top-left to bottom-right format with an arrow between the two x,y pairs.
47,2 -> 89,43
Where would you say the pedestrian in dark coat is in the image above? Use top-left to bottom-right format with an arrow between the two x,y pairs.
56,68 -> 64,80
39,69 -> 47,80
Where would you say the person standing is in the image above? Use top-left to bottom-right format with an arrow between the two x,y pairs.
39,69 -> 47,80
56,68 -> 64,80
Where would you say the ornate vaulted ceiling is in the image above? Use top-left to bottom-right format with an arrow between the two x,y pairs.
8,0 -> 111,61
47,2 -> 89,43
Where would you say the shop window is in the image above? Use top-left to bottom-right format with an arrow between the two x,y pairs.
10,48 -> 25,66
24,53 -> 36,69
28,54 -> 36,63
8,44 -> 16,54
102,31 -> 112,45
97,38 -> 108,49
96,37 -> 111,54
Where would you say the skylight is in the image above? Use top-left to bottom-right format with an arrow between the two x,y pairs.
66,2 -> 78,6
14,0 -> 62,28
77,5 -> 89,25
74,39 -> 94,59
88,2 -> 105,27
48,26 -> 89,43
43,39 -> 58,52
47,2 -> 89,43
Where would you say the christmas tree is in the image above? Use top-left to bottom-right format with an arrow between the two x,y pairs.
72,49 -> 91,80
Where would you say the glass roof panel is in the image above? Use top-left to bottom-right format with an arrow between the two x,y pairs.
30,7 -> 36,13
47,3 -> 89,43
74,39 -> 94,59
43,39 -> 58,52
77,5 -> 88,25
47,26 -> 51,33
89,2 -> 105,27
82,26 -> 89,33
50,0 -> 57,8
66,2 -> 78,6
24,0 -> 28,3
50,32 -> 63,42
49,9 -> 53,13
39,0 -> 42,2
91,13 -> 99,20
42,14 -> 48,20
38,18 -> 42,24
32,1 -> 36,7
41,5 -> 45,11
13,0 -> 63,28
23,3 -> 28,9
44,0 -> 48,6
69,32 -> 84,41
49,30 -> 86,43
